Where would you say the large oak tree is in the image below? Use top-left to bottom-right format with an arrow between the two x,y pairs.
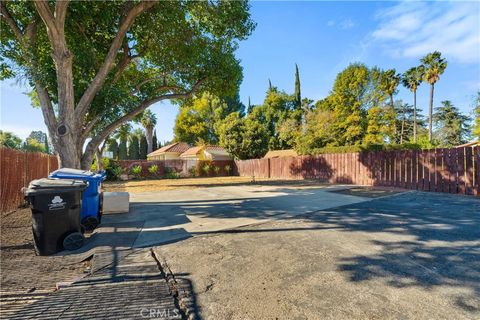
1,1 -> 254,168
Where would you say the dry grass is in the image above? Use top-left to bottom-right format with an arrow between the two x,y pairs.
103,176 -> 268,193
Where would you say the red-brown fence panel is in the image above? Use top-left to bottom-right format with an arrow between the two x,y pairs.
1,148 -> 58,213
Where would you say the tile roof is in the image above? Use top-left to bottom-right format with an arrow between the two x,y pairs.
180,146 -> 203,157
263,149 -> 298,158
180,145 -> 229,157
147,142 -> 190,157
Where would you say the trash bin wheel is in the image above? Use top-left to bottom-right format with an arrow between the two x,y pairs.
82,216 -> 99,232
63,232 -> 84,251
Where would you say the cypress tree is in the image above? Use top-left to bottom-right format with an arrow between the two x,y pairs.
44,135 -> 50,154
268,79 -> 272,91
139,134 -> 148,159
128,135 -> 140,160
247,96 -> 253,114
294,64 -> 301,109
118,139 -> 128,160
152,130 -> 158,151
108,139 -> 119,159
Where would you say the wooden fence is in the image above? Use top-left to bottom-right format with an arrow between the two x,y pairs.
235,146 -> 480,196
1,148 -> 59,212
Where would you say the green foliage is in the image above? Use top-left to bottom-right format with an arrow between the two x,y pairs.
139,135 -> 148,159
294,64 -> 301,109
174,92 -> 244,145
0,130 -> 22,149
217,111 -> 269,160
295,109 -> 336,154
118,139 -> 128,160
302,143 -> 422,156
107,139 -> 119,160
329,63 -> 371,145
421,51 -> 447,85
130,165 -> 142,178
0,1 -> 255,166
91,158 -> 122,180
224,164 -> 232,175
128,135 -> 140,160
433,101 -> 471,146
473,92 -> 480,139
213,165 -> 221,175
189,166 -> 199,177
202,164 -> 211,176
44,135 -> 50,154
164,167 -> 179,179
148,164 -> 159,176
402,66 -> 424,93
152,130 -> 158,151
23,137 -> 46,153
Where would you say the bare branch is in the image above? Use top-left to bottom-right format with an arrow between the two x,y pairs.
75,0 -> 158,120
0,2 -> 23,41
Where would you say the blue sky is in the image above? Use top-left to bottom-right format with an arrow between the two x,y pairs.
1,1 -> 479,142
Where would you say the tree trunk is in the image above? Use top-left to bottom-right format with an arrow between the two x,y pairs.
95,149 -> 102,171
146,126 -> 153,154
428,84 -> 434,142
390,94 -> 397,140
56,135 -> 81,168
413,89 -> 417,143
400,104 -> 405,144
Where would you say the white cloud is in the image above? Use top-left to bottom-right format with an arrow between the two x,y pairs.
340,19 -> 355,30
371,1 -> 480,64
327,20 -> 335,27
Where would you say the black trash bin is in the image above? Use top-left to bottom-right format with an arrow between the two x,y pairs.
24,178 -> 88,255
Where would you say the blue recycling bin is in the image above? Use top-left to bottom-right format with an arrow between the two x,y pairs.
49,168 -> 106,231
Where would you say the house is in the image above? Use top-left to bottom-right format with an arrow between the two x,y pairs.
263,149 -> 298,158
147,142 -> 190,160
180,145 -> 232,161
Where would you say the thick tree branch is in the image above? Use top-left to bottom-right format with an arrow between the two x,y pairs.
54,0 -> 69,25
82,78 -> 205,164
34,1 -> 59,39
75,0 -> 157,120
0,2 -> 23,41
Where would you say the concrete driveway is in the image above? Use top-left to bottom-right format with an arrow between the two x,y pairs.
105,183 -> 478,319
7,183 -> 479,319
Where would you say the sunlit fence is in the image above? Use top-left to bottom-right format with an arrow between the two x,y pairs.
0,148 -> 59,212
235,146 -> 480,196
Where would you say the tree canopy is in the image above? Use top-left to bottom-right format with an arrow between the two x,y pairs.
0,0 -> 255,168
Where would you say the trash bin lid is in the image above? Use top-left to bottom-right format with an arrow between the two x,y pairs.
24,178 -> 88,195
50,168 -> 95,177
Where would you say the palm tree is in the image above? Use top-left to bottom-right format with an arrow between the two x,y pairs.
401,66 -> 424,143
140,110 -> 157,154
115,123 -> 131,160
421,51 -> 447,142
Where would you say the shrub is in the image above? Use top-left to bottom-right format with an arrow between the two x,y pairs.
224,164 -> 232,175
148,164 -> 159,177
202,164 -> 211,176
92,158 -> 122,181
130,165 -> 142,178
164,167 -> 179,179
213,165 -> 220,175
189,166 -> 199,177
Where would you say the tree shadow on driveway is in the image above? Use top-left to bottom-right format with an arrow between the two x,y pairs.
304,192 -> 480,313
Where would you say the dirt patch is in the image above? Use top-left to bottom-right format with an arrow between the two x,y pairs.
103,176 -> 314,193
1,208 -> 89,293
